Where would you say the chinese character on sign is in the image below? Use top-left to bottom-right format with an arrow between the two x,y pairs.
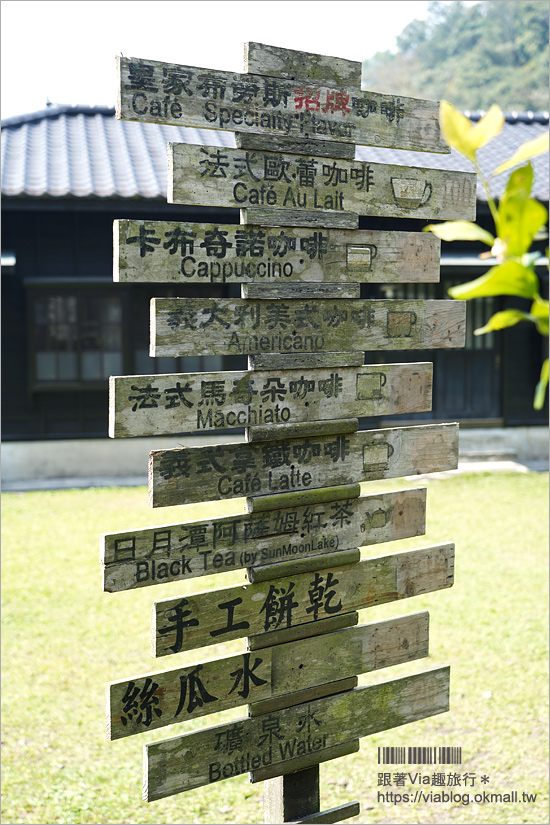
330,499 -> 354,528
306,571 -> 342,620
231,80 -> 259,104
215,722 -> 245,753
324,434 -> 350,462
126,63 -> 158,92
301,507 -> 327,533
158,598 -> 199,654
265,303 -> 291,330
126,225 -> 160,257
200,380 -> 227,407
199,148 -> 229,178
260,377 -> 288,403
162,67 -> 193,96
174,664 -> 218,716
296,159 -> 318,188
323,162 -> 348,186
196,74 -> 226,99
121,678 -> 162,727
297,704 -> 322,735
294,87 -> 321,112
263,80 -> 291,107
200,228 -> 233,258
260,582 -> 299,631
228,653 -> 267,699
163,226 -> 196,256
300,232 -> 328,260
351,97 -> 377,118
322,90 -> 350,116
262,442 -> 292,469
210,598 -> 250,638
128,384 -> 161,411
258,714 -> 285,746
267,231 -> 296,256
235,229 -> 266,257
146,530 -> 173,559
164,381 -> 193,409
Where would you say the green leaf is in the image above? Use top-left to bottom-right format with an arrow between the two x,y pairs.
423,221 -> 494,245
496,164 -> 549,257
439,102 -> 504,162
533,358 -> 549,410
439,101 -> 478,162
474,309 -> 532,336
492,131 -> 549,177
530,296 -> 549,336
448,261 -> 539,301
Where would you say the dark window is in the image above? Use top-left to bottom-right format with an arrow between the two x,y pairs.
32,293 -> 123,385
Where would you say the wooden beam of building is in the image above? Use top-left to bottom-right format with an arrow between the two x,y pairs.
109,362 -> 433,438
148,422 -> 458,508
143,665 -> 451,800
152,543 -> 454,656
101,487 -> 427,593
168,144 -> 474,220
107,611 -> 429,740
151,298 -> 466,358
114,220 -> 441,285
116,55 -> 449,154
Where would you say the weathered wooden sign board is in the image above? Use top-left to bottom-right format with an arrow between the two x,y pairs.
106,39 -> 469,822
144,665 -> 451,800
152,543 -> 454,655
116,53 -> 450,153
167,143 -> 476,220
151,297 -> 466,357
101,486 -> 427,591
149,422 -> 458,507
110,362 -> 432,437
107,611 -> 429,738
115,220 -> 441,284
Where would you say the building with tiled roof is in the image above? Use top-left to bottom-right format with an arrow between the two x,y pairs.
1,104 -> 548,458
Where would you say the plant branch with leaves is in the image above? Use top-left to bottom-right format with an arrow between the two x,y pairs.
424,102 -> 549,409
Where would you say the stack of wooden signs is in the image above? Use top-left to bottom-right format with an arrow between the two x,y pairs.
102,43 -> 475,823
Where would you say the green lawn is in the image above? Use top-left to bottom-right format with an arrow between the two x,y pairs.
1,472 -> 548,824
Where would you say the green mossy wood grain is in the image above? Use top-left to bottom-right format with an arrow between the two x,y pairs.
109,363 -> 432,438
143,665 -> 450,800
152,543 -> 453,655
115,222 -> 442,285
116,55 -> 449,153
150,298 -> 465,358
101,487 -> 427,592
107,611 -> 429,740
167,144 -> 474,220
148,423 -> 458,508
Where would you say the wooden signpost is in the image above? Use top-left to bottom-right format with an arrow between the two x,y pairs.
104,42 -> 475,823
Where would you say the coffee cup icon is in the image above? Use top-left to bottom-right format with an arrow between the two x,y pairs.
363,442 -> 394,473
356,372 -> 387,400
391,177 -> 432,209
387,310 -> 417,338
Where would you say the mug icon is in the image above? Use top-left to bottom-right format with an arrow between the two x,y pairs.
356,372 -> 387,400
391,177 -> 432,209
363,442 -> 394,473
387,310 -> 417,338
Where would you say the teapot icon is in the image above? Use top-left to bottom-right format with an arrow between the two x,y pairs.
361,507 -> 389,532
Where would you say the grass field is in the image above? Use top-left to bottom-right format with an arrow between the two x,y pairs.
1,471 -> 548,825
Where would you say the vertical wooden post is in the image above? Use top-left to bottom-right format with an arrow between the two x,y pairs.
264,765 -> 320,823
